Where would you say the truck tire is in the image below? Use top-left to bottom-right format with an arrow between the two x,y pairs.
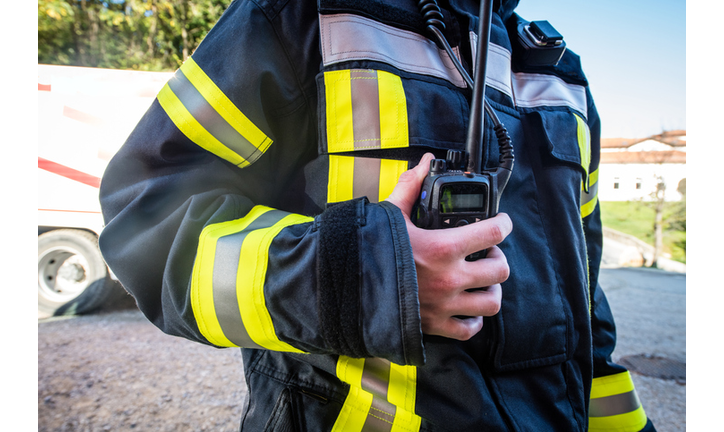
38,229 -> 121,316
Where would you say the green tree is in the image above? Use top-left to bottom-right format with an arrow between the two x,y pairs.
38,0 -> 232,71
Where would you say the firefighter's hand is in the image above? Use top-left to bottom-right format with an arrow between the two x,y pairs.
385,153 -> 512,341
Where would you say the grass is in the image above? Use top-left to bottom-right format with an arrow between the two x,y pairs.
600,200 -> 686,263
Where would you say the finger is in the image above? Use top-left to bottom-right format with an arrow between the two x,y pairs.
450,283 -> 503,318
449,246 -> 510,291
437,316 -> 484,341
385,153 -> 434,215
443,213 -> 513,257
467,246 -> 510,289
420,245 -> 509,295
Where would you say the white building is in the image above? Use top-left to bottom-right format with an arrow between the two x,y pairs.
598,130 -> 686,202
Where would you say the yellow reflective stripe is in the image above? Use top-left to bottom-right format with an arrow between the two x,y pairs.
332,386 -> 375,432
378,159 -> 408,202
324,69 -> 409,153
190,206 -> 274,347
328,156 -> 408,204
191,206 -> 313,351
180,58 -> 273,156
388,363 -> 416,413
581,168 -> 599,218
337,356 -> 366,386
333,357 -> 422,432
237,212 -> 312,352
589,371 -> 647,432
388,363 -> 422,432
588,406 -> 647,432
333,357 -> 368,431
377,71 -> 409,150
591,371 -> 636,399
158,83 -> 251,168
329,155 -> 355,202
574,113 -> 592,190
325,70 -> 355,152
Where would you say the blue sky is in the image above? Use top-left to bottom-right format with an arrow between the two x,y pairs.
515,0 -> 686,139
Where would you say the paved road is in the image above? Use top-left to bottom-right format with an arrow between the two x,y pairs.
599,267 -> 686,432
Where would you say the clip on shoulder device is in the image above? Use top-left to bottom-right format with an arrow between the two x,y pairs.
515,19 -> 567,67
414,0 -> 514,261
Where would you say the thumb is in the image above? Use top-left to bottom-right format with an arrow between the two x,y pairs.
385,153 -> 434,216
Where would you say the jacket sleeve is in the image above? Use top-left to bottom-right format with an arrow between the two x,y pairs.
98,0 -> 424,367
582,89 -> 656,431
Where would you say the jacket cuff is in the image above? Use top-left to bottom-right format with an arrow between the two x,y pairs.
316,198 -> 425,366
317,198 -> 370,359
379,201 -> 425,366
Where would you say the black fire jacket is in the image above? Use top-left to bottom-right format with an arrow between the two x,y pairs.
99,0 -> 655,430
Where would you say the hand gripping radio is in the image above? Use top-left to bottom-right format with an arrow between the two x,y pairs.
413,0 -> 514,261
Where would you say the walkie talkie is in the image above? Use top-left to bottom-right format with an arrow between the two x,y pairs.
414,0 -> 514,261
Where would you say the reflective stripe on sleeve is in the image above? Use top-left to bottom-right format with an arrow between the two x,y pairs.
588,371 -> 648,432
581,168 -> 599,219
328,156 -> 408,204
190,205 -> 312,351
574,112 -> 597,218
333,356 -> 422,432
574,113 -> 592,191
324,69 -> 409,153
158,57 -> 273,168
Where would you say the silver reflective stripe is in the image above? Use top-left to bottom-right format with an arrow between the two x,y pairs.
211,210 -> 287,348
350,70 -> 382,147
512,71 -> 588,117
580,175 -> 598,207
361,358 -> 397,432
323,12 -> 588,115
361,358 -> 391,399
470,32 -> 513,98
320,13 -> 467,88
166,70 -> 266,164
332,356 -> 422,432
364,396 -> 396,432
353,157 -> 382,203
470,32 -> 588,117
589,390 -> 642,418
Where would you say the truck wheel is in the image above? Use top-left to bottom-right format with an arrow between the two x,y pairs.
38,229 -> 121,316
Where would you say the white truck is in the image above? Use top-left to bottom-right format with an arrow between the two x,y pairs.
38,64 -> 173,317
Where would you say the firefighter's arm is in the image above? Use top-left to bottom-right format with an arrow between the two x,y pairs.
583,89 -> 656,431
99,0 -> 425,366
385,153 -> 511,341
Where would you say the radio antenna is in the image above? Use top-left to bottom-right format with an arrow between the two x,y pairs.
419,0 -> 513,177
465,0 -> 494,174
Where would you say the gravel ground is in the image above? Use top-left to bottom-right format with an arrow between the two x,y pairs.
38,268 -> 686,431
38,294 -> 248,432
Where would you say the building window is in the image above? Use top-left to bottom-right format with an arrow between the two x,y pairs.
636,178 -> 642,189
613,177 -> 620,189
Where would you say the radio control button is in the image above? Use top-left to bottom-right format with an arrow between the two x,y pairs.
455,219 -> 469,227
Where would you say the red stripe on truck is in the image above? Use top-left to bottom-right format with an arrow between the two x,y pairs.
38,157 -> 101,189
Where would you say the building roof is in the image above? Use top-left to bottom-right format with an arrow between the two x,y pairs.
601,150 -> 686,164
601,130 -> 686,149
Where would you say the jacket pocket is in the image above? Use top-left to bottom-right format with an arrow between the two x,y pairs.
490,108 -> 590,371
264,387 -> 299,432
316,68 -> 469,156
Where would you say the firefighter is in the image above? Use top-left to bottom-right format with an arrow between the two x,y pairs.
99,0 -> 656,430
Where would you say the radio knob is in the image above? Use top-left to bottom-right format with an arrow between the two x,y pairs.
429,159 -> 447,174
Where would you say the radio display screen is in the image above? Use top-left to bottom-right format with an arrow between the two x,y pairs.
439,183 -> 487,213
